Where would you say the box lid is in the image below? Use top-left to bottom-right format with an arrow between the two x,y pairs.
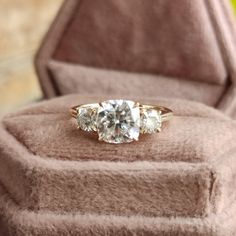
35,0 -> 236,117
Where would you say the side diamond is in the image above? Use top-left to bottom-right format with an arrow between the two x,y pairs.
77,106 -> 97,132
140,109 -> 162,134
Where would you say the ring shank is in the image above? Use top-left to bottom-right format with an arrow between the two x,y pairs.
70,103 -> 173,122
70,103 -> 99,118
139,104 -> 173,122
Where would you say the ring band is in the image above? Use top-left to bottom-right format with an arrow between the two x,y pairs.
70,99 -> 173,144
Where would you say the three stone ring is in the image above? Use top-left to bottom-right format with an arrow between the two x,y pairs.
70,99 -> 173,144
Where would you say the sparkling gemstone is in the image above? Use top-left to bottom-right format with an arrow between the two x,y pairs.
77,106 -> 97,131
96,100 -> 140,144
140,109 -> 162,133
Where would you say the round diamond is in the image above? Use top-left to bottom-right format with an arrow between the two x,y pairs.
96,100 -> 140,144
77,107 -> 97,131
140,109 -> 162,133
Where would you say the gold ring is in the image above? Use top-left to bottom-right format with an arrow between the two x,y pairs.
70,99 -> 173,144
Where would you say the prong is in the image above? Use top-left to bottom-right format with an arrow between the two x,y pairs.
139,107 -> 144,115
70,107 -> 78,118
93,108 -> 99,115
156,127 -> 161,133
98,134 -> 103,141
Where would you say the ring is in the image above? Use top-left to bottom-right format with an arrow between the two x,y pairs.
70,99 -> 173,144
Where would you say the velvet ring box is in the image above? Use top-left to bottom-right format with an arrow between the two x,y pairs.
1,0 -> 236,235
1,95 -> 236,236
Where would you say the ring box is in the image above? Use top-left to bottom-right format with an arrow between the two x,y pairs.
1,95 -> 236,235
1,0 -> 236,235
35,0 -> 236,117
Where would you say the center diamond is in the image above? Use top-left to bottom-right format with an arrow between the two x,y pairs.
96,100 -> 140,144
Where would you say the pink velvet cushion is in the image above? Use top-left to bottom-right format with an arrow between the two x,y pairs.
1,183 -> 236,236
0,94 -> 236,220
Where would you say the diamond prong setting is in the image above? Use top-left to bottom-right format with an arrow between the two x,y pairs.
76,105 -> 98,132
76,100 -> 165,144
96,100 -> 140,144
140,109 -> 162,134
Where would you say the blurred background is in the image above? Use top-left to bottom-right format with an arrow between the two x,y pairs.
0,0 -> 235,115
0,0 -> 63,115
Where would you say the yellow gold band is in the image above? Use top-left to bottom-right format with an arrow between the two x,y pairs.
70,103 -> 173,122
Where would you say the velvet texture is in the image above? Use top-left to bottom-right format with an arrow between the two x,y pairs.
35,0 -> 236,117
1,183 -> 236,236
48,60 -> 225,107
1,95 -> 236,235
2,0 -> 236,235
53,0 -> 226,84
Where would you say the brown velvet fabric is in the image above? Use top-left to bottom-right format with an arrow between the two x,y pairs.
35,0 -> 236,118
0,95 -> 236,220
1,183 -> 236,236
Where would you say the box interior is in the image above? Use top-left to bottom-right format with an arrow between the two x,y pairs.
36,0 -> 236,114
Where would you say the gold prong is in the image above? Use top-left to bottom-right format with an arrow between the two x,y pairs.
156,127 -> 161,132
70,107 -> 78,118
